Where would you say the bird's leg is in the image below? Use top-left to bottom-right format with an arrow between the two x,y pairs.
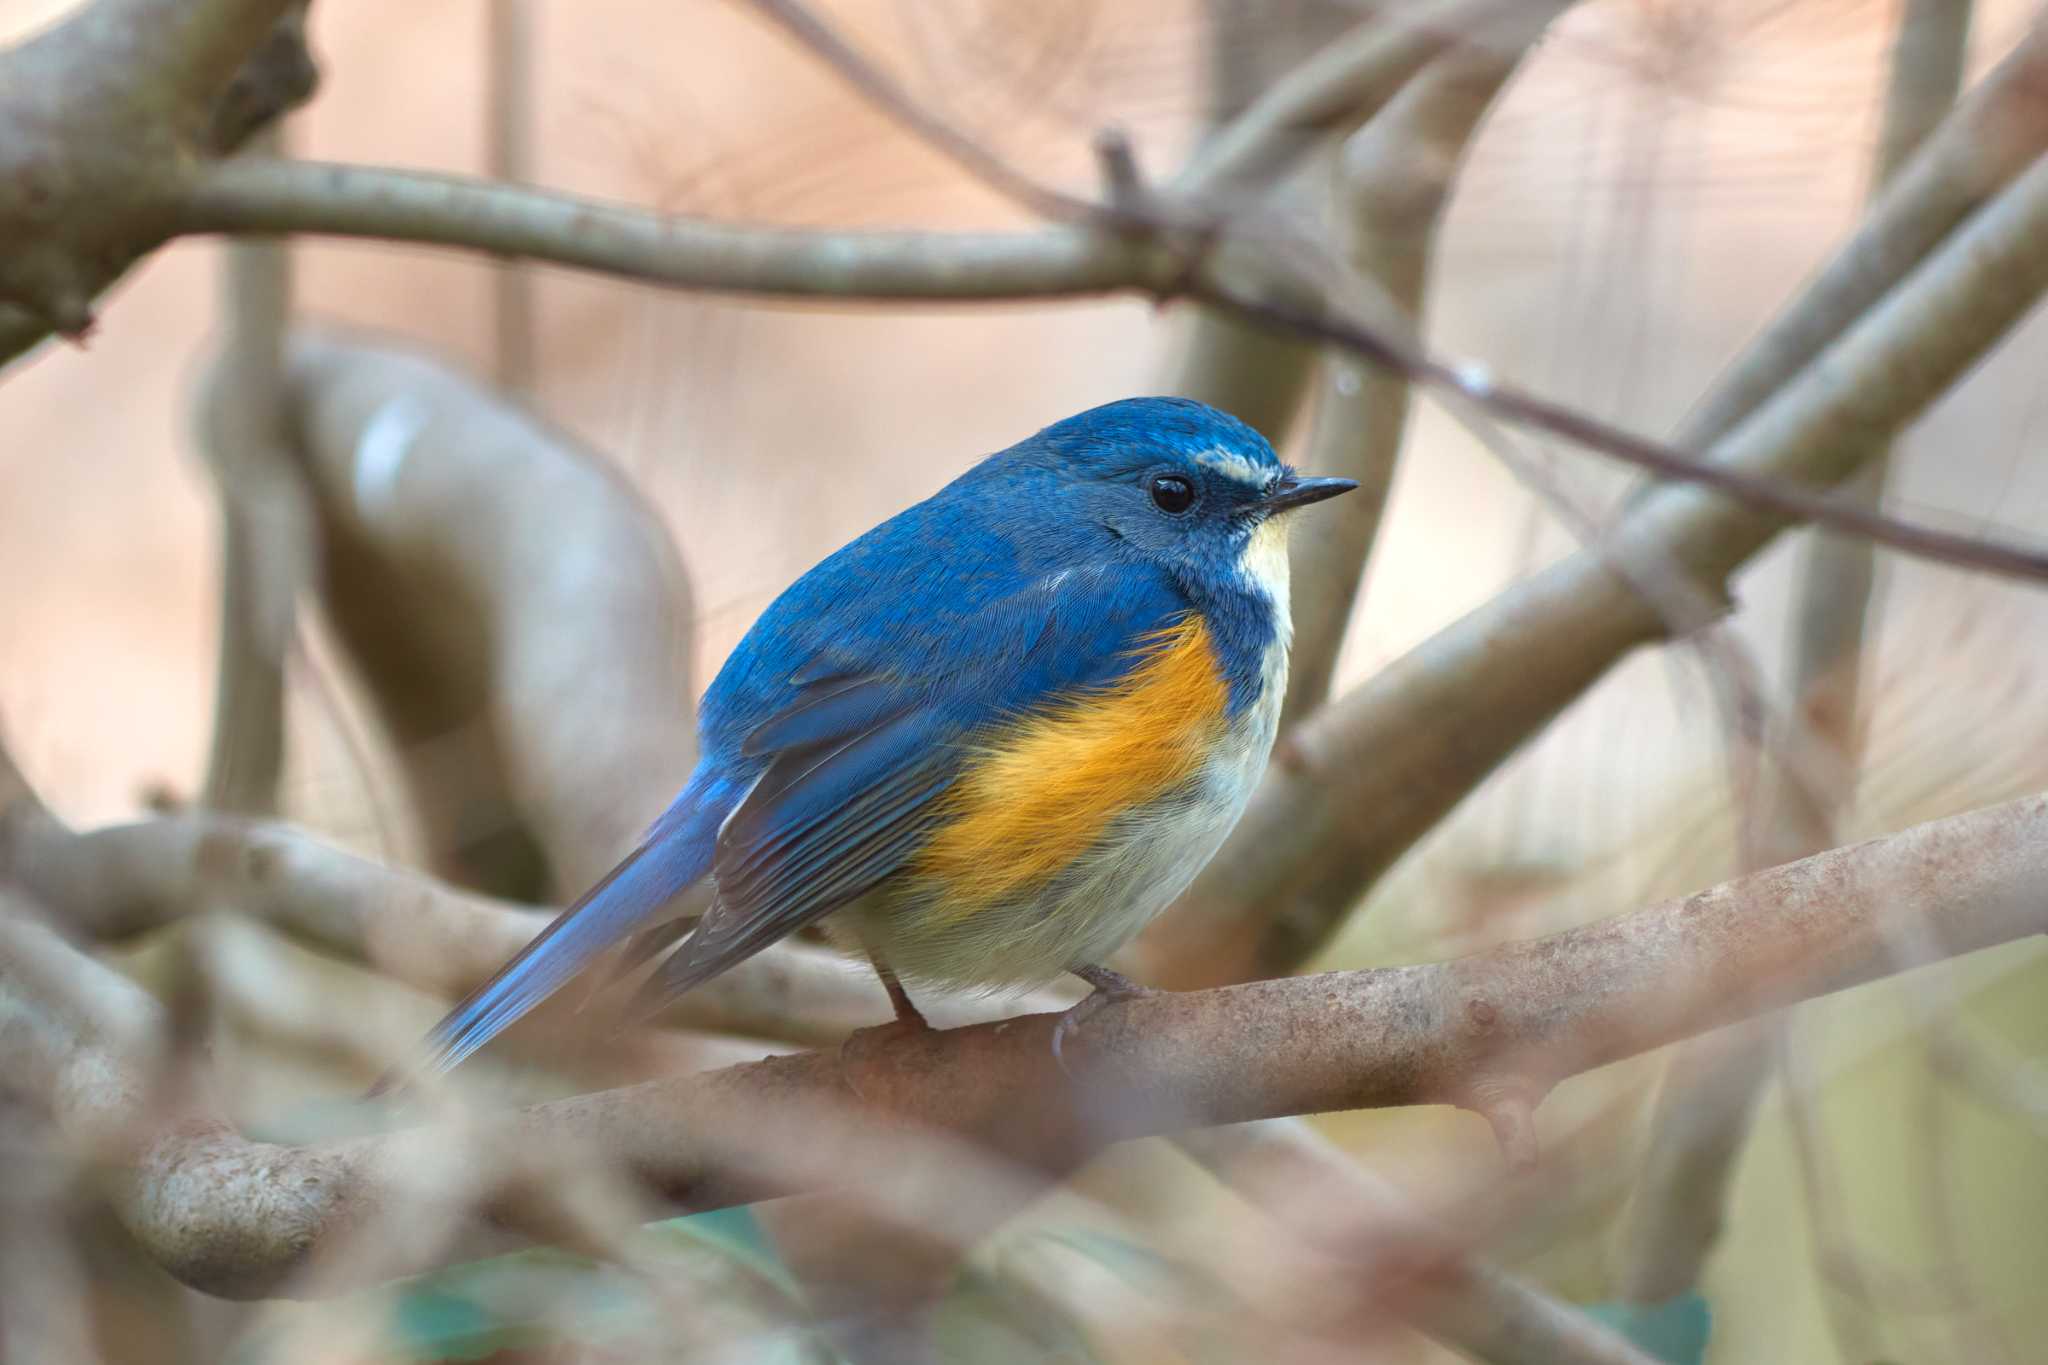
1051,963 -> 1160,1073
839,945 -> 931,1094
870,957 -> 930,1030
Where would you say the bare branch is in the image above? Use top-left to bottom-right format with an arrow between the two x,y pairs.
1157,105 -> 2048,984
280,333 -> 696,893
1174,0 -> 1552,202
0,0 -> 310,348
1160,0 -> 1363,447
179,158 -> 1179,302
1616,0 -> 1978,1307
194,127 -> 310,816
1282,15 -> 1541,726
1673,12 -> 2046,453
7,792 -> 2044,1297
177,150 -> 2048,594
485,0 -> 536,393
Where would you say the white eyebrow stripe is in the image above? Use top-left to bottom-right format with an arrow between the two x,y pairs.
1194,447 -> 1278,489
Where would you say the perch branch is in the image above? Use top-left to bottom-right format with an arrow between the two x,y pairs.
4,791 -> 2044,1298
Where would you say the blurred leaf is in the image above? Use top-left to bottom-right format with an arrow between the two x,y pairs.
360,1206 -> 826,1364
1585,1291 -> 1712,1365
1030,1228 -> 1239,1308
939,1264 -> 1111,1365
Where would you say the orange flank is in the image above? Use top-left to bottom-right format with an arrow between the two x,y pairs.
912,615 -> 1229,919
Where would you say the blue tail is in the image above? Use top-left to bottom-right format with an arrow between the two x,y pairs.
412,772 -> 733,1076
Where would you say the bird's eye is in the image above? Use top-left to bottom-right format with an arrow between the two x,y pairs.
1149,474 -> 1197,514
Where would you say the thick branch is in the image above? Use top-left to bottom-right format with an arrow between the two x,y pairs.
0,0 -> 309,348
280,333 -> 696,894
8,793 -> 2044,1298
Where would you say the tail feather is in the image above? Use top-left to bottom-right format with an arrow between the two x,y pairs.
405,784 -> 726,1079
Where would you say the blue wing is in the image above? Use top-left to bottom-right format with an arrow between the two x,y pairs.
639,558 -> 1191,1010
408,482 -> 1189,1073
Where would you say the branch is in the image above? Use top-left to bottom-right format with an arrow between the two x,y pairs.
1615,0 -> 1977,1305
1281,10 -> 1542,727
484,0 -> 537,393
1174,0 -> 1548,202
193,127 -> 310,816
1160,0 -> 1368,446
279,333 -> 697,894
1163,0 -> 1566,449
1154,81 -> 2048,983
8,791 -> 2045,1298
179,159 -> 1179,303
0,0 -> 310,349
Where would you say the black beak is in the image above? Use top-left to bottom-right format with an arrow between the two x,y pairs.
1262,474 -> 1358,515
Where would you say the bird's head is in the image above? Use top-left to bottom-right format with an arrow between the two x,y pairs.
990,397 -> 1355,600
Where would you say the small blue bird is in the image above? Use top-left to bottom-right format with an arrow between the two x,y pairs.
416,398 -> 1354,1073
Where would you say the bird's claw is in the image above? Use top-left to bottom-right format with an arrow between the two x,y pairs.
1051,966 -> 1158,1077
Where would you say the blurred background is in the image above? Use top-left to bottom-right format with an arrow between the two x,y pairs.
4,0 -> 2048,1361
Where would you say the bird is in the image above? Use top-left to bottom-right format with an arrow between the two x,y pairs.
411,397 -> 1354,1076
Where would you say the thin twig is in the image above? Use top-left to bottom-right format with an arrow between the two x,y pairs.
196,125 -> 309,816
485,0 -> 536,393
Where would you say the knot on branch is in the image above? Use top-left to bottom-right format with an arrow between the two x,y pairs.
0,0 -> 319,353
204,3 -> 320,155
1459,1075 -> 1542,1172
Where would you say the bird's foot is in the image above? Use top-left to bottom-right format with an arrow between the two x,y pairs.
1051,965 -> 1158,1076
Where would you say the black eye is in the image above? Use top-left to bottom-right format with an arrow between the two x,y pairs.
1149,474 -> 1196,514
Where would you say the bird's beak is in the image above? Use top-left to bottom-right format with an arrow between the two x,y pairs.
1262,474 -> 1358,515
